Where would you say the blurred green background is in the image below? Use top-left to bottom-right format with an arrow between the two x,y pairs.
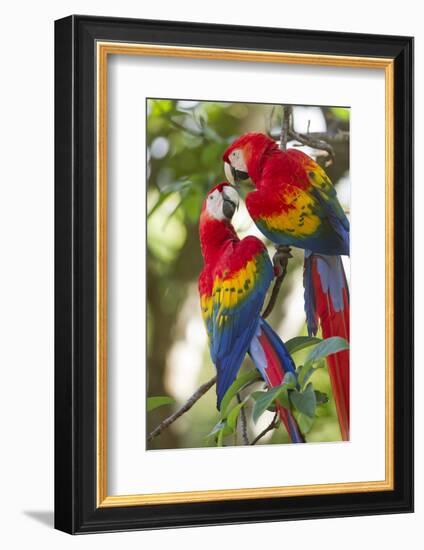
146,99 -> 350,450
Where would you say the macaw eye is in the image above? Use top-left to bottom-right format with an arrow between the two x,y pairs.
209,195 -> 214,200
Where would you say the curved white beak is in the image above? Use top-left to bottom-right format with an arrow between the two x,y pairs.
224,161 -> 235,185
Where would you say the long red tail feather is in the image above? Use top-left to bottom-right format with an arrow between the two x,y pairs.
255,322 -> 304,443
308,254 -> 350,441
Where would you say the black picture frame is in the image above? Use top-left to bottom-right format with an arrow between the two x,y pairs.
55,15 -> 414,534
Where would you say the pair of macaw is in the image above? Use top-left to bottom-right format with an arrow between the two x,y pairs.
198,133 -> 350,443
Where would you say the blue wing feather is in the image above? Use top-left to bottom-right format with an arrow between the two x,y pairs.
209,246 -> 273,408
309,187 -> 350,255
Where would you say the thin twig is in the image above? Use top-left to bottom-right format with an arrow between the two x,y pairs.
288,128 -> 335,163
272,130 -> 348,145
237,393 -> 249,445
280,105 -> 292,151
267,105 -> 277,137
250,412 -> 279,445
166,117 -> 203,138
147,375 -> 216,442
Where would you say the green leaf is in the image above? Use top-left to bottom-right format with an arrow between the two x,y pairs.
206,421 -> 226,438
297,360 -> 325,388
206,420 -> 234,446
276,387 -> 290,409
297,365 -> 314,388
314,390 -> 329,405
220,369 -> 261,417
150,99 -> 175,116
252,384 -> 288,424
283,371 -> 297,389
250,391 -> 272,409
147,191 -> 173,219
147,179 -> 191,219
304,336 -> 349,367
216,423 -> 233,447
227,402 -> 245,431
196,111 -> 208,129
290,384 -> 317,418
250,390 -> 266,402
182,190 -> 203,224
297,413 -> 315,434
330,107 -> 350,122
200,142 -> 223,167
285,336 -> 322,355
146,396 -> 175,413
163,196 -> 186,226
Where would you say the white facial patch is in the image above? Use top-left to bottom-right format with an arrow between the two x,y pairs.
206,188 -> 226,220
228,148 -> 247,172
206,186 -> 240,221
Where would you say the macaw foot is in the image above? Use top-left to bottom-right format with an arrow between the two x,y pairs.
272,245 -> 292,277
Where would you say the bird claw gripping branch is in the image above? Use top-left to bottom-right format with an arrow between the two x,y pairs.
272,245 -> 293,277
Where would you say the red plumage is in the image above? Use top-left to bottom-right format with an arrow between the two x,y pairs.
198,182 -> 304,443
310,256 -> 350,441
257,331 -> 303,441
223,133 -> 351,441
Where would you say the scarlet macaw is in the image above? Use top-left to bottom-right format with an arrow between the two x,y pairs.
198,182 -> 304,443
223,133 -> 350,441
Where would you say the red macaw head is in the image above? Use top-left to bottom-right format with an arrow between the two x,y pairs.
223,132 -> 278,186
200,182 -> 240,222
199,183 -> 240,262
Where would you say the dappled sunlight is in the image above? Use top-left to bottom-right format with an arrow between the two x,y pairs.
147,191 -> 187,263
165,285 -> 208,402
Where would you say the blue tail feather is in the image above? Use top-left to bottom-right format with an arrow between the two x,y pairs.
304,251 -> 349,337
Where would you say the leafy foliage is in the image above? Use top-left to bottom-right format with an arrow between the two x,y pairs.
147,396 -> 176,412
220,369 -> 261,417
285,336 -> 322,354
206,336 -> 349,446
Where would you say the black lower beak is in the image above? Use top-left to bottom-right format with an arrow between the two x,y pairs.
231,165 -> 249,182
223,199 -> 237,220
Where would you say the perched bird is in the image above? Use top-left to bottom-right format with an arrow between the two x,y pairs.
198,182 -> 304,443
223,133 -> 350,441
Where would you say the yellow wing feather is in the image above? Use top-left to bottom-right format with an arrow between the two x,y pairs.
262,184 -> 321,238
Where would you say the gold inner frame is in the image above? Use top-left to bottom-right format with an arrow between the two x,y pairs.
96,42 -> 395,508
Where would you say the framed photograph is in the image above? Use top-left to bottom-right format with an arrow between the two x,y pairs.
54,15 -> 413,534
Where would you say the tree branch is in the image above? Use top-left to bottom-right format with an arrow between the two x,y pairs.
147,375 -> 216,442
166,116 -> 204,138
237,393 -> 250,445
250,412 -> 279,445
288,128 -> 335,164
280,105 -> 292,151
273,129 -> 349,145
